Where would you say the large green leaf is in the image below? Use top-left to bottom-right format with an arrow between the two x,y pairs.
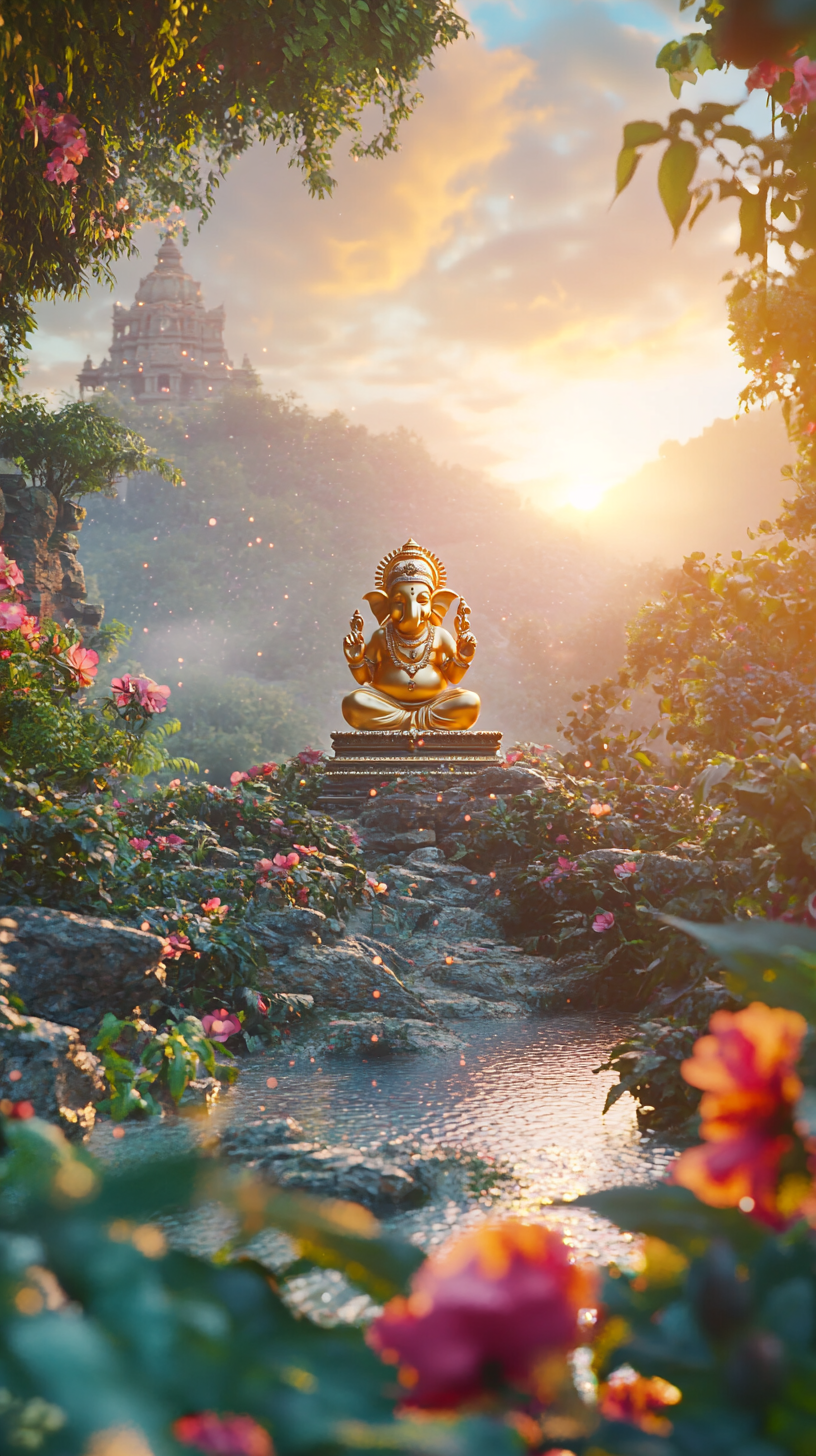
623,120 -> 666,149
658,138 -> 697,235
572,1184 -> 768,1258
663,914 -> 816,1017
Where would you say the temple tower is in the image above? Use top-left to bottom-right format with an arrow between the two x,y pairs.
78,236 -> 255,403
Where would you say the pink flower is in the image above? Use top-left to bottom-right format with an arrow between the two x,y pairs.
257,996 -> 269,1015
557,856 -> 578,873
128,837 -> 151,852
593,910 -> 615,933
367,1220 -> 596,1410
614,861 -> 639,879
201,897 -> 228,920
19,615 -> 40,641
136,676 -> 170,713
230,771 -> 250,785
505,750 -> 524,765
0,649 -> 10,659
555,834 -> 569,845
0,602 -> 26,631
111,674 -> 136,705
0,552 -> 24,591
20,102 -> 55,139
296,886 -> 309,905
256,858 -> 274,875
64,643 -> 99,687
162,932 -> 192,960
297,747 -> 323,766
784,56 -> 816,113
747,59 -> 785,92
293,843 -> 318,856
273,852 -> 299,869
589,801 -> 612,818
172,1412 -> 274,1456
44,149 -> 78,184
202,1010 -> 242,1042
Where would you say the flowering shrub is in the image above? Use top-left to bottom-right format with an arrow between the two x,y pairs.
91,1010 -> 237,1119
20,89 -> 90,186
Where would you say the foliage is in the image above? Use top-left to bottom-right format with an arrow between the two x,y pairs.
0,0 -> 468,387
167,671 -> 317,786
594,1018 -> 703,1134
0,395 -> 179,503
91,1010 -> 237,1119
0,1113 -> 522,1456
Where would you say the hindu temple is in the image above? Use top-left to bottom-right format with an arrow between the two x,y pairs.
77,236 -> 257,404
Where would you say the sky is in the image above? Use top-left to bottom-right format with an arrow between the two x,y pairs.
27,0 -> 761,513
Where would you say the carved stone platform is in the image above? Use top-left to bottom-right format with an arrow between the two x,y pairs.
317,730 -> 503,813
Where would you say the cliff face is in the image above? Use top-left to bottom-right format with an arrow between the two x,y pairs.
0,471 -> 103,630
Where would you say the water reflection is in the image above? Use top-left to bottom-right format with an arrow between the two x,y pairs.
90,1013 -> 676,1270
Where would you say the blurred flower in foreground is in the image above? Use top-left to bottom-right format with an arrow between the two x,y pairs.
367,1220 -> 595,1410
202,1010 -> 241,1042
173,1411 -> 274,1456
673,1001 -> 808,1227
600,1365 -> 681,1435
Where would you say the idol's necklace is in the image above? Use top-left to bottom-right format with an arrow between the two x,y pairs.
385,621 -> 434,689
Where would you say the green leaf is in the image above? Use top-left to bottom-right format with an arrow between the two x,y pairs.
662,914 -> 816,1018
658,138 -> 697,236
622,120 -> 666,150
738,187 -> 766,258
616,146 -> 639,196
572,1184 -> 768,1258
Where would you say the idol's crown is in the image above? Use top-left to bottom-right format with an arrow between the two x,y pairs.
375,539 -> 447,593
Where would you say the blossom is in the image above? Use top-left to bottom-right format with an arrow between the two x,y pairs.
136,676 -> 170,713
0,602 -> 26,631
201,897 -> 228,920
274,852 -> 299,869
367,1220 -> 596,1410
154,833 -> 185,850
297,747 -> 323,766
64,643 -> 99,687
614,861 -> 639,879
592,911 -> 615,932
202,1010 -> 242,1042
784,55 -> 816,113
20,101 -> 55,138
0,552 -> 24,591
600,1366 -> 681,1435
296,886 -> 309,905
555,834 -> 569,845
505,750 -> 524,765
111,674 -> 136,705
256,858 -> 274,877
172,1412 -> 274,1456
162,932 -> 192,960
589,801 -> 612,818
230,771 -> 250,785
128,837 -> 151,853
292,843 -> 318,856
366,874 -> 388,894
18,615 -> 40,642
746,59 -> 785,92
672,1002 -> 808,1227
0,649 -> 10,659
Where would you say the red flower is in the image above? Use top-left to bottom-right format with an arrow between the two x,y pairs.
672,1002 -> 808,1227
297,747 -> 323,766
367,1220 -> 596,1410
600,1366 -> 681,1435
230,771 -> 250,785
172,1412 -> 274,1456
746,59 -> 785,92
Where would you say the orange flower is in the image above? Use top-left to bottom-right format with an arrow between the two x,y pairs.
600,1366 -> 681,1435
367,1220 -> 596,1410
673,1002 -> 808,1227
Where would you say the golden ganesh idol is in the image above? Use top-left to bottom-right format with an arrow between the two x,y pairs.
342,539 -> 480,732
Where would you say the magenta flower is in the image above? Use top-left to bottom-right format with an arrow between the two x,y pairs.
64,643 -> 99,687
557,856 -> 578,873
784,55 -> 816,113
260,762 -> 277,775
230,771 -> 250,785
111,674 -> 136,705
614,861 -> 639,879
297,747 -> 323,766
128,837 -> 151,852
202,1010 -> 242,1042
0,602 -> 26,631
136,676 -> 170,713
747,59 -> 785,92
172,1412 -> 273,1456
593,910 -> 615,933
555,834 -> 569,844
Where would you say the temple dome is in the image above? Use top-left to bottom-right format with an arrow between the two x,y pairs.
135,235 -> 202,307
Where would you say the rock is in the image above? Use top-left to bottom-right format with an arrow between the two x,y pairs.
219,1117 -> 422,1210
467,765 -> 550,795
318,1012 -> 462,1055
0,1001 -> 105,1135
0,908 -> 166,1033
256,935 -> 436,1021
206,846 -> 242,868
419,991 -> 523,1019
578,849 -> 754,906
412,939 -> 557,1004
246,900 -> 345,947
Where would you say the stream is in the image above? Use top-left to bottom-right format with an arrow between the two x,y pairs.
89,1012 -> 676,1314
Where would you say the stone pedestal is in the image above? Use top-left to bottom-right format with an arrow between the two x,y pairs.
317,729 -> 502,813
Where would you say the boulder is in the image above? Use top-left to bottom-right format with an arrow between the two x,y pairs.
419,990 -> 524,1019
320,1012 -> 461,1055
245,900 -> 346,955
219,1118 -> 421,1210
0,908 -> 166,1033
0,1001 -> 105,1135
256,935 -> 436,1020
411,938 -> 557,1003
466,765 -> 550,796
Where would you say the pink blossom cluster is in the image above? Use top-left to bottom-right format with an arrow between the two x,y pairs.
162,931 -> 192,960
297,747 -> 323,767
540,855 -> 578,887
747,55 -> 816,113
229,762 -> 276,785
202,1010 -> 242,1042
256,851 -> 300,883
128,830 -> 185,861
201,896 -> 229,920
20,92 -> 90,184
614,860 -> 639,879
0,546 -> 27,632
111,674 -> 171,714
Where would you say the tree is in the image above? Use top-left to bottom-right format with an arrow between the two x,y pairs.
0,0 -> 468,389
0,394 -> 179,502
614,0 -> 816,535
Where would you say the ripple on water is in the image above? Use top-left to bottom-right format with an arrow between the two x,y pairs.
88,1013 -> 676,1277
